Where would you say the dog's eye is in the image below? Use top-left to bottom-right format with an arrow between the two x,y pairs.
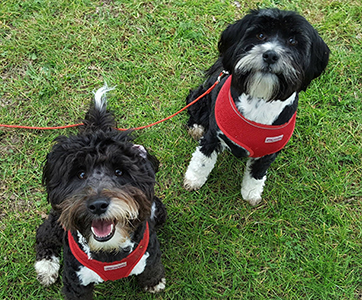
288,37 -> 297,46
256,33 -> 266,40
115,169 -> 123,177
78,172 -> 87,179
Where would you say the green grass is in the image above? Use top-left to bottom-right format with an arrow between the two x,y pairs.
1,0 -> 361,299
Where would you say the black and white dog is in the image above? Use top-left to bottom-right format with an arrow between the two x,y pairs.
184,8 -> 330,206
35,86 -> 166,299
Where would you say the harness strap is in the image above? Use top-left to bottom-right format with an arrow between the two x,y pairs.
215,76 -> 297,157
68,222 -> 149,281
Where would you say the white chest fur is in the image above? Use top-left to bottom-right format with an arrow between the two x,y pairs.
236,92 -> 297,125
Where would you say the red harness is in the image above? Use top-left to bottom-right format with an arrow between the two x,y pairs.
215,76 -> 297,158
68,222 -> 149,281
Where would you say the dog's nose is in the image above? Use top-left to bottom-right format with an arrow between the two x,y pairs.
87,198 -> 110,215
263,50 -> 279,65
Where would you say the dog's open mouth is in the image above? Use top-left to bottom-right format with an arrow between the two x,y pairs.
91,219 -> 116,242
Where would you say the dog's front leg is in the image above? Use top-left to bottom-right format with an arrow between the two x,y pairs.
136,239 -> 166,294
62,246 -> 95,300
35,209 -> 64,286
184,145 -> 218,191
241,153 -> 279,206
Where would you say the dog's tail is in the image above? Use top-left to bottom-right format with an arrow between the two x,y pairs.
81,84 -> 116,132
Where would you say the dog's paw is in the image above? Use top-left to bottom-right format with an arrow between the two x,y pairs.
34,256 -> 60,286
241,175 -> 266,206
183,177 -> 204,191
241,190 -> 262,206
188,124 -> 205,141
144,278 -> 166,293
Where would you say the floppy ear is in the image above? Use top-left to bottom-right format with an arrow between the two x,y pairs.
300,29 -> 330,91
132,144 -> 159,173
218,11 -> 256,72
42,138 -> 73,206
132,144 -> 148,159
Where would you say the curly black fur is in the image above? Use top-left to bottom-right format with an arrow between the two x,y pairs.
35,87 -> 166,299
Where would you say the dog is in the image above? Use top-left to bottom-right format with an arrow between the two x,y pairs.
183,8 -> 330,206
34,86 -> 167,299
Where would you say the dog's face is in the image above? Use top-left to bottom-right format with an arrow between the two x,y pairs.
43,131 -> 157,252
219,8 -> 330,100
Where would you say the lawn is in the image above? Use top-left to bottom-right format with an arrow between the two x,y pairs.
1,0 -> 361,299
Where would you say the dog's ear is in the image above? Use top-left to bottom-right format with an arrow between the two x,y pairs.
146,152 -> 159,173
218,11 -> 256,72
132,144 -> 159,173
301,30 -> 330,91
42,138 -> 69,206
132,144 -> 148,159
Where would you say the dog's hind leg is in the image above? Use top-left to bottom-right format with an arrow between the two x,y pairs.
241,153 -> 278,206
186,86 -> 212,141
35,209 -> 64,286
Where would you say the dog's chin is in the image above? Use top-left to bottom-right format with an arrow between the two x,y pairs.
88,222 -> 132,252
246,71 -> 279,101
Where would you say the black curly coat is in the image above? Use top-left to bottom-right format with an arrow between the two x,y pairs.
35,87 -> 166,299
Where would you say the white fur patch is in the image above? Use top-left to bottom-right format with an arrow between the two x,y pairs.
241,158 -> 266,206
132,144 -> 147,159
129,252 -> 150,276
35,256 -> 60,286
150,202 -> 156,221
184,146 -> 218,191
236,92 -> 296,125
93,84 -> 116,111
77,265 -> 104,286
145,277 -> 166,293
77,231 -> 92,259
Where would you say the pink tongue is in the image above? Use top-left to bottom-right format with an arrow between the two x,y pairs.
91,220 -> 113,238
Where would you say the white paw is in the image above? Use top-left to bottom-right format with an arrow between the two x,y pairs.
183,172 -> 207,191
241,173 -> 266,207
35,256 -> 60,286
145,278 -> 166,293
241,187 -> 263,206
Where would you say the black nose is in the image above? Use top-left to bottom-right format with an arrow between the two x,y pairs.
87,198 -> 110,215
263,50 -> 279,65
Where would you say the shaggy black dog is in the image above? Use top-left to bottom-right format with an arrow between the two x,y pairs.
184,8 -> 330,206
35,86 -> 166,299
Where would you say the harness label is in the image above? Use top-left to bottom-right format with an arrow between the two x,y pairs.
265,135 -> 284,143
104,262 -> 127,271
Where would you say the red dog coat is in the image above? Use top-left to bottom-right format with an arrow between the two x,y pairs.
68,222 -> 149,281
215,76 -> 296,157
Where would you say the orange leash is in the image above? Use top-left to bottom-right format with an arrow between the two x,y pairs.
0,123 -> 83,130
0,71 -> 227,131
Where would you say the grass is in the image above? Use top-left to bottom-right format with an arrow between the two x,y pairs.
1,0 -> 361,299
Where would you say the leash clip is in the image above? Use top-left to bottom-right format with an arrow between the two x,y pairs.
217,70 -> 229,83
